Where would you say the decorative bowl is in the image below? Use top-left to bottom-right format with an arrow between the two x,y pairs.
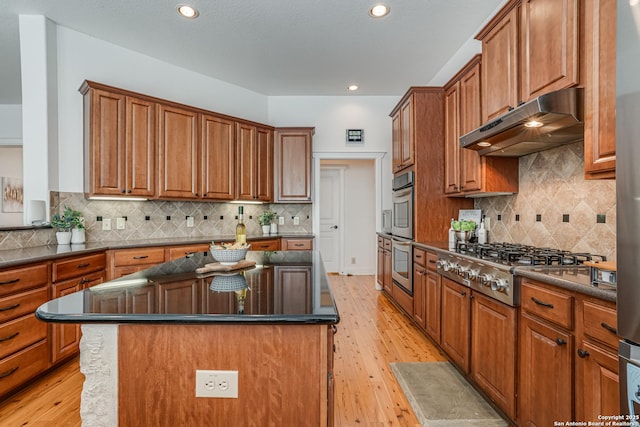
455,230 -> 471,242
209,244 -> 250,265
209,273 -> 249,292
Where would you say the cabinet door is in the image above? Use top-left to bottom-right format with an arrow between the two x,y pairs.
458,61 -> 482,193
377,246 -> 385,288
583,0 -> 616,179
236,123 -> 256,201
157,104 -> 199,199
519,313 -> 573,425
125,96 -> 155,197
127,285 -> 157,314
274,128 -> 312,202
255,127 -> 273,202
424,270 -> 441,344
51,280 -> 83,364
158,279 -> 199,314
412,265 -> 426,329
575,340 -> 619,421
399,97 -> 414,169
245,267 -> 274,315
444,83 -> 460,194
391,110 -> 402,172
383,249 -> 392,293
274,267 -> 311,314
440,277 -> 470,373
471,293 -> 516,420
86,89 -> 126,196
520,0 -> 579,100
481,5 -> 519,122
201,114 -> 236,200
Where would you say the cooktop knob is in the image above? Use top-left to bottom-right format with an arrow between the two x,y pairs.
468,269 -> 480,280
457,265 -> 469,276
491,278 -> 509,292
479,273 -> 494,286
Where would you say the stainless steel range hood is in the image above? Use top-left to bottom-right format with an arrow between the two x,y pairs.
460,88 -> 584,157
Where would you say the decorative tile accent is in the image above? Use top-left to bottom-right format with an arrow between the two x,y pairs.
475,142 -> 616,260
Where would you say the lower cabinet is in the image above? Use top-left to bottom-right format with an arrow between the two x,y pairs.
376,236 -> 392,292
412,249 -> 427,329
275,266 -> 312,314
440,277 -> 470,373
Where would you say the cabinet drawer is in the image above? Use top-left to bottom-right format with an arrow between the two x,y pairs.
413,248 -> 426,267
0,264 -> 48,297
250,239 -> 281,251
167,245 -> 210,261
521,281 -> 573,330
377,236 -> 384,247
52,253 -> 106,282
54,271 -> 105,292
383,238 -> 392,250
282,238 -> 313,251
113,248 -> 165,267
0,288 -> 49,323
0,313 -> 47,360
582,300 -> 618,350
0,340 -> 49,398
426,252 -> 438,272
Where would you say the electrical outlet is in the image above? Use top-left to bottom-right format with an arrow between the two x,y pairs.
484,217 -> 491,231
116,217 -> 126,230
102,218 -> 111,231
278,216 -> 284,225
195,370 -> 238,398
293,216 -> 300,225
186,216 -> 194,227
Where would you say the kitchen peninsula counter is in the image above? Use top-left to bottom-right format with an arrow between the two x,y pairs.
35,250 -> 338,426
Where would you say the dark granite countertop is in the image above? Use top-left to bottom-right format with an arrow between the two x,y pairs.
36,250 -> 339,325
0,233 -> 314,269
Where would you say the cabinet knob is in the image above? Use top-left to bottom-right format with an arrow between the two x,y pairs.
577,349 -> 590,358
121,189 -> 126,193
555,338 -> 567,346
127,189 -> 132,193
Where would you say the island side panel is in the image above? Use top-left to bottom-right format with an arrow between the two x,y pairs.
118,323 -> 329,426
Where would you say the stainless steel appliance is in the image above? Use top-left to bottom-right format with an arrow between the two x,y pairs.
391,236 -> 412,295
617,0 -> 640,417
381,209 -> 392,234
437,242 -> 605,307
391,172 -> 413,240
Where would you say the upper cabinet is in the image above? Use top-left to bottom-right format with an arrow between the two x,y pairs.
237,123 -> 274,202
274,127 -> 314,203
201,114 -> 236,200
444,56 -> 519,196
520,0 -> 579,100
390,95 -> 415,174
583,0 -> 616,179
81,84 -> 156,198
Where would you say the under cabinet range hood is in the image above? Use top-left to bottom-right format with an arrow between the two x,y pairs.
460,88 -> 584,157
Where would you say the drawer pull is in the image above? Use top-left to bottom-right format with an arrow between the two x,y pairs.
332,325 -> 338,334
80,278 -> 90,284
0,332 -> 19,343
0,278 -> 19,285
577,349 -> 590,358
601,322 -> 618,335
294,243 -> 305,247
531,297 -> 554,309
428,260 -> 436,264
77,263 -> 90,268
555,338 -> 567,346
461,291 -> 467,297
0,303 -> 20,312
0,366 -> 18,379
133,256 -> 149,260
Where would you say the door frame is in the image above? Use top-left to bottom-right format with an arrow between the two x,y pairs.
312,152 -> 386,274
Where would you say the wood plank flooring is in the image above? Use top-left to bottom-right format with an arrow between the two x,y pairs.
0,275 -> 446,426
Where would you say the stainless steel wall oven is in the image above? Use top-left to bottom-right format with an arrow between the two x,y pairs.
391,172 -> 413,240
391,237 -> 412,295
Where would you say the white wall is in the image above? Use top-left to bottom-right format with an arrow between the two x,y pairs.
268,96 -> 398,210
0,105 -> 22,143
53,25 -> 270,192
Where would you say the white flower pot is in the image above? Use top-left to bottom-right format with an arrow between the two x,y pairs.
270,223 -> 278,234
262,225 -> 270,235
71,228 -> 86,244
56,231 -> 72,245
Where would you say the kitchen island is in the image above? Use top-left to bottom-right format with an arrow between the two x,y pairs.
36,250 -> 338,427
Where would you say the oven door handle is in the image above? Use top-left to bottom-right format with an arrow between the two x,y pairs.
393,241 -> 412,247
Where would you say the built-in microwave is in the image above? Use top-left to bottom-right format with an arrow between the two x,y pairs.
391,172 -> 414,240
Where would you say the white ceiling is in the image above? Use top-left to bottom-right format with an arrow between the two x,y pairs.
0,0 -> 505,103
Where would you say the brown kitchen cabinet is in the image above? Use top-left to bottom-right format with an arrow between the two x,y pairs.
440,277 -> 470,373
583,0 -> 616,179
109,247 -> 166,280
424,252 -> 442,344
157,103 -> 200,199
391,95 -> 415,173
377,236 -> 392,293
158,278 -> 200,314
237,123 -> 274,202
250,239 -> 281,251
0,262 -> 50,398
274,266 -> 312,314
51,254 -> 106,364
471,292 -> 517,420
81,82 -> 156,199
412,248 -> 427,330
201,114 -> 236,200
274,127 -> 314,203
244,266 -> 275,315
281,237 -> 313,251
444,56 -> 519,196
166,244 -> 211,261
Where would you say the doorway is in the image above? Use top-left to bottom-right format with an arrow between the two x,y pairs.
313,152 -> 385,275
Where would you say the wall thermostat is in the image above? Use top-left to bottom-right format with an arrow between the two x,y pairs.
346,129 -> 364,144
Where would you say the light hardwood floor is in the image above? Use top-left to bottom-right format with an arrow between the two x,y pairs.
0,275 -> 446,426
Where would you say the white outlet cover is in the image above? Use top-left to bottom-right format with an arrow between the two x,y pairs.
195,370 -> 238,398
102,218 -> 111,231
116,217 -> 126,230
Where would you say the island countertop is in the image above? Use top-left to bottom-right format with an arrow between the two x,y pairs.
35,250 -> 339,325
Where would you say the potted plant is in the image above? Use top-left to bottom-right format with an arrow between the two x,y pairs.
257,211 -> 276,235
51,206 -> 85,245
66,206 -> 86,244
51,210 -> 72,245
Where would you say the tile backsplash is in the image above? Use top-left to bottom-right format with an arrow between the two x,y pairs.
474,141 -> 616,261
0,193 -> 312,251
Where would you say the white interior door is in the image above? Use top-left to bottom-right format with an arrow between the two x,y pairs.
319,167 -> 344,273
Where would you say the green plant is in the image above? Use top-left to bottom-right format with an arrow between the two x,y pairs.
257,210 -> 277,226
51,206 -> 84,231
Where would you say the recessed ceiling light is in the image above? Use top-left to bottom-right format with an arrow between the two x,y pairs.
370,4 -> 390,18
177,5 -> 199,19
348,85 -> 359,91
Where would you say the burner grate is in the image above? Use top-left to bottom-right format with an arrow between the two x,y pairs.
455,242 -> 606,266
